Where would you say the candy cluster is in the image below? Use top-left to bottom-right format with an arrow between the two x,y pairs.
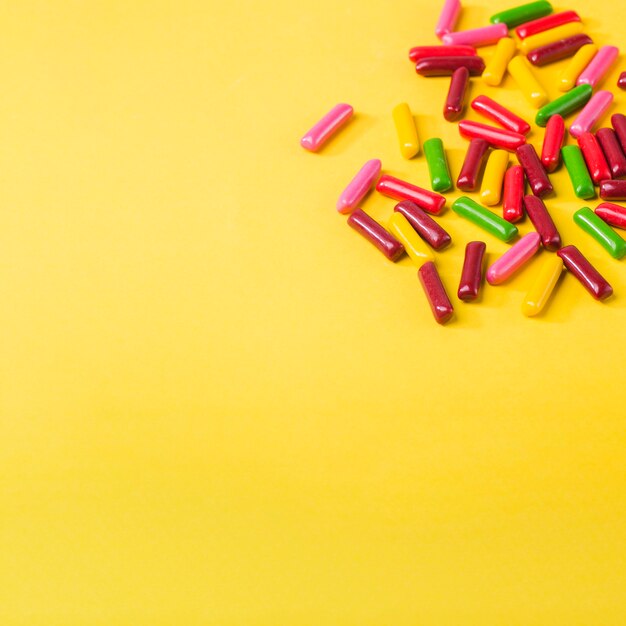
300,0 -> 626,323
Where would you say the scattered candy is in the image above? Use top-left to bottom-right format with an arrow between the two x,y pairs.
457,138 -> 490,191
523,195 -> 561,250
458,241 -> 486,301
415,56 -> 486,76
503,164 -> 525,222
600,180 -> 626,200
558,44 -> 598,92
418,262 -> 454,324
452,196 -> 518,241
516,10 -> 581,39
388,212 -> 435,266
522,254 -> 564,316
490,0 -> 553,28
481,149 -> 509,206
337,159 -> 382,214
444,67 -> 470,121
540,114 -> 565,172
574,206 -> 626,259
516,144 -> 553,197
569,90 -> 613,138
535,83 -> 593,127
508,56 -> 548,108
487,232 -> 542,285
393,103 -> 420,159
409,45 -> 476,63
595,202 -> 626,230
435,0 -> 462,39
394,201 -> 452,249
376,175 -> 446,214
301,103 -> 354,152
561,145 -> 595,200
459,120 -> 526,150
442,23 -> 508,47
471,95 -> 531,135
577,45 -> 619,88
611,113 -> 626,154
596,127 -> 626,178
557,245 -> 613,300
482,37 -> 517,86
577,132 -> 611,184
423,138 -> 453,192
348,209 -> 405,261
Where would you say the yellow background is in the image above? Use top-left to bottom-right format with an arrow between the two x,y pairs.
2,0 -> 626,623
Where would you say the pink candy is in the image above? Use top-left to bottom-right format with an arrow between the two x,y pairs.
435,0 -> 461,39
570,90 -> 614,138
577,46 -> 619,88
442,24 -> 508,47
301,103 -> 354,152
337,160 -> 382,214
486,232 -> 541,285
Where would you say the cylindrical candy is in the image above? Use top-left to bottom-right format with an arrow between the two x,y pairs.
519,21 -> 585,53
523,194 -> 561,250
516,144 -> 553,197
486,232 -> 541,285
301,103 -> 354,152
435,0 -> 461,39
452,196 -> 519,241
347,209 -> 405,261
619,72 -> 626,90
558,44 -> 598,92
573,206 -> 626,259
415,56 -> 486,77
516,10 -> 581,39
577,132 -> 611,184
490,1 -> 553,28
503,164 -> 525,222
522,254 -> 563,317
577,46 -> 619,88
595,202 -> 626,230
596,128 -> 626,178
480,149 -> 509,206
418,262 -> 454,324
376,175 -> 446,214
541,114 -> 565,172
556,245 -> 613,300
508,56 -> 548,108
392,103 -> 420,159
458,241 -> 486,301
570,90 -> 613,138
409,45 -> 476,63
527,34 -> 593,67
444,67 -> 469,121
457,139 -> 490,191
388,212 -> 435,266
471,95 -> 531,135
611,113 -> 626,154
483,37 -> 517,86
561,145 -> 595,200
337,159 -> 382,214
394,201 -> 452,249
535,84 -> 593,127
600,180 -> 626,200
423,138 -> 452,192
442,24 -> 508,47
459,120 -> 526,151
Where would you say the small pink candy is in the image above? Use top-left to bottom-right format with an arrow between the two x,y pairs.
300,103 -> 354,152
435,0 -> 461,39
486,232 -> 541,285
577,46 -> 619,88
442,23 -> 508,47
570,90 -> 614,139
337,160 -> 382,214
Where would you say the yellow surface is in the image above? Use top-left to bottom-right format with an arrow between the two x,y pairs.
2,1 -> 626,624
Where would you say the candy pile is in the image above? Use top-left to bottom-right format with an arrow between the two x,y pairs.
300,0 -> 626,323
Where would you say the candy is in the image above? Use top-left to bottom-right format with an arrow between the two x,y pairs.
300,103 -> 354,152
483,37 -> 517,86
336,159 -> 382,214
392,103 -> 420,159
503,164 -> 525,222
596,128 -> 626,178
444,67 -> 470,121
619,72 -> 626,90
611,113 -> 626,154
523,195 -> 561,250
570,90 -> 613,138
535,84 -> 593,126
516,144 -> 553,197
508,56 -> 548,108
418,262 -> 454,324
519,21 -> 584,53
480,150 -> 509,206
600,180 -> 626,200
595,203 -> 626,230
516,10 -> 581,39
458,241 -> 487,301
490,0 -> 553,28
388,212 -> 436,266
541,114 -> 565,172
558,44 -> 598,92
573,206 -> 626,259
522,254 -> 563,317
577,45 -> 619,88
394,201 -> 452,249
556,245 -> 613,300
577,132 -> 611,184
347,209 -> 405,261
376,175 -> 446,214
452,196 -> 519,241
459,120 -> 526,151
409,45 -> 476,63
471,95 -> 531,135
435,0 -> 462,39
442,24 -> 508,47
423,138 -> 453,192
415,56 -> 486,77
487,232 -> 541,285
527,34 -> 593,67
561,145 -> 595,199
457,139 -> 490,191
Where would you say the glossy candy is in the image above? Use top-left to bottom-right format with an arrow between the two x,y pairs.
516,144 -> 553,197
503,164 -> 525,222
444,67 -> 469,121
596,128 -> 626,178
490,1 -> 552,28
459,120 -> 526,151
481,150 -> 509,206
557,245 -> 613,300
595,203 -> 626,229
611,113 -> 626,154
376,175 -> 446,214
418,262 -> 454,324
522,254 -> 563,317
561,145 -> 595,199
347,209 -> 405,261
535,84 -> 593,127
573,206 -> 626,259
458,241 -> 486,301
452,196 -> 518,241
619,72 -> 626,90
457,139 -> 490,191
578,132 -> 611,184
336,159 -> 382,214
519,21 -> 584,53
523,195 -> 561,250
559,44 -> 597,92
442,24 -> 508,47
409,45 -> 476,63
483,37 -> 517,86
527,34 -> 593,67
423,138 -> 452,192
393,103 -> 420,159
301,103 -> 353,152
435,0 -> 461,39
415,56 -> 486,77
388,212 -> 435,266
577,46 -> 619,88
570,90 -> 613,138
508,56 -> 548,108
541,114 -> 565,172
516,10 -> 581,39
600,180 -> 626,200
471,95 -> 531,135
486,232 -> 541,285
394,201 -> 452,249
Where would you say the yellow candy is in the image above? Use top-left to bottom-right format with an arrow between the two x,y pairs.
483,37 -> 517,87
392,103 -> 419,159
480,150 -> 509,206
522,255 -> 563,317
519,21 -> 584,54
507,56 -> 548,108
558,44 -> 597,92
388,212 -> 433,267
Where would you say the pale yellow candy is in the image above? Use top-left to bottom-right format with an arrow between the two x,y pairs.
522,255 -> 564,317
558,44 -> 597,92
388,212 -> 433,267
519,21 -> 584,54
507,56 -> 548,108
392,103 -> 419,159
480,150 -> 509,206
483,37 -> 517,86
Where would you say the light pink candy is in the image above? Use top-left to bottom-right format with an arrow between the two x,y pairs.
436,0 -> 461,39
486,232 -> 541,285
570,90 -> 614,138
577,46 -> 619,88
300,103 -> 354,152
337,159 -> 382,214
442,23 -> 508,47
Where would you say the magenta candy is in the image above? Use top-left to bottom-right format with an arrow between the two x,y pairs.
524,195 -> 561,250
347,209 -> 405,261
471,95 -> 531,135
300,103 -> 354,152
596,128 -> 626,178
457,138 -> 490,191
415,56 -> 486,77
442,23 -> 508,47
418,262 -> 454,324
394,201 -> 452,250
577,46 -> 619,88
444,66 -> 470,121
557,245 -> 613,301
527,34 -> 594,67
570,90 -> 613,138
486,232 -> 541,285
516,144 -> 553,197
458,241 -> 486,302
337,159 -> 382,214
435,0 -> 462,39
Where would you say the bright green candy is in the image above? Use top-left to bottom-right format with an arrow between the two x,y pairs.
535,84 -> 593,127
561,146 -> 595,200
490,0 -> 552,27
423,138 -> 452,193
452,196 -> 518,241
574,207 -> 626,259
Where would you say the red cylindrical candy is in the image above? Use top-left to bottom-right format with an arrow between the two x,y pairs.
376,175 -> 446,215
457,241 -> 486,302
600,180 -> 626,200
596,128 -> 626,178
459,120 -> 526,151
409,45 -> 477,63
444,66 -> 469,121
524,194 -> 561,250
347,209 -> 405,261
503,164 -> 525,222
418,261 -> 454,324
457,138 -> 490,191
527,34 -> 594,67
415,56 -> 486,77
394,201 -> 452,249
595,202 -> 626,229
470,95 -> 531,135
611,113 -> 626,155
515,11 -> 581,39
541,114 -> 565,173
556,245 -> 613,301
577,132 -> 611,184
618,72 -> 626,90
516,144 -> 553,197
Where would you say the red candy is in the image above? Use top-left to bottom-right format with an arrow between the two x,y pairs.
600,180 -> 626,200
458,241 -> 486,302
527,34 -> 594,67
595,202 -> 626,229
471,95 -> 531,135
618,71 -> 626,90
541,114 -> 565,173
503,164 -> 525,222
596,128 -> 626,178
415,56 -> 486,76
347,209 -> 405,261
557,245 -> 613,301
394,201 -> 452,249
457,138 -> 490,191
418,262 -> 454,324
578,132 -> 612,184
376,174 -> 446,214
515,10 -> 581,39
611,113 -> 626,155
516,144 -> 553,197
459,120 -> 526,151
444,66 -> 470,121
524,195 -> 561,250
409,45 -> 477,63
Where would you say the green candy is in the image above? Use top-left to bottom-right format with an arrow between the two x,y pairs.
574,207 -> 626,259
490,0 -> 552,27
562,146 -> 595,200
535,84 -> 593,127
451,196 -> 518,242
423,138 -> 452,193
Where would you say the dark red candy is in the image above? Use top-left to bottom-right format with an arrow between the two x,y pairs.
457,138 -> 490,191
418,261 -> 454,324
347,209 -> 405,261
611,113 -> 626,154
596,128 -> 626,178
618,71 -> 626,90
557,245 -> 613,301
578,132 -> 612,184
527,34 -> 594,66
394,201 -> 451,250
457,241 -> 486,302
516,144 -> 553,197
444,66 -> 470,121
600,180 -> 626,200
415,56 -> 486,77
523,194 -> 561,250
595,202 -> 626,229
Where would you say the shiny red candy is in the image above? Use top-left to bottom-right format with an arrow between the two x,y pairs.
596,128 -> 626,178
415,56 -> 486,77
471,95 -> 531,135
418,262 -> 454,324
618,72 -> 626,90
394,201 -> 451,249
541,114 -> 565,173
600,180 -> 626,200
376,175 -> 446,214
457,138 -> 490,191
578,132 -> 612,184
515,11 -> 581,39
347,209 -> 405,261
458,241 -> 486,302
503,164 -> 525,222
409,45 -> 477,63
523,194 -> 561,250
516,144 -> 553,197
557,245 -> 613,300
595,202 -> 626,229
527,34 -> 594,67
611,113 -> 626,154
444,66 -> 470,121
459,120 -> 526,151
